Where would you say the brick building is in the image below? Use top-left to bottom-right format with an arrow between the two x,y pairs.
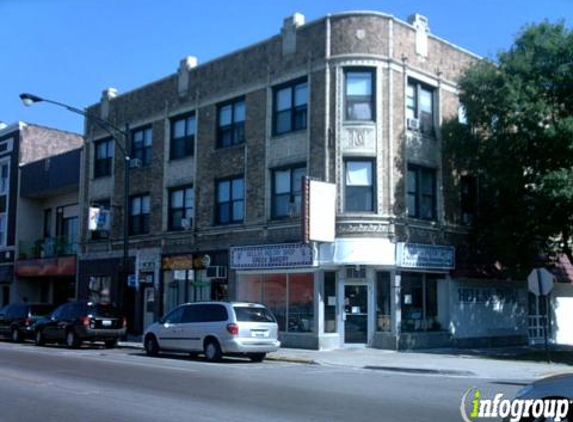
0,122 -> 83,306
79,11 -> 535,349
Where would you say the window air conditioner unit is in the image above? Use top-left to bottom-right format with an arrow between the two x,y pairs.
129,158 -> 143,169
407,118 -> 420,131
180,217 -> 192,230
206,266 -> 227,279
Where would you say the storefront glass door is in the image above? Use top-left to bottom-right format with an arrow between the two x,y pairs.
344,284 -> 368,344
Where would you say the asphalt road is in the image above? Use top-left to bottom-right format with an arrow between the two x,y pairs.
0,341 -> 521,422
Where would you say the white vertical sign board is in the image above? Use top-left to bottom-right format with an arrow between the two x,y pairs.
308,180 -> 336,243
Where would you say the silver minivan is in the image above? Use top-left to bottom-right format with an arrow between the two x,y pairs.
143,302 -> 280,362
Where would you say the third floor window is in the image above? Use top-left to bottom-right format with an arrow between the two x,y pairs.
345,69 -> 375,121
170,114 -> 196,160
131,127 -> 153,167
407,79 -> 435,135
94,138 -> 114,178
273,79 -> 308,135
217,98 -> 245,148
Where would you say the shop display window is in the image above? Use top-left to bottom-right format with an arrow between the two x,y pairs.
237,272 -> 314,333
401,273 -> 440,332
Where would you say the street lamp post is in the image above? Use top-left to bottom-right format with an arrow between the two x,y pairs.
20,93 -> 132,315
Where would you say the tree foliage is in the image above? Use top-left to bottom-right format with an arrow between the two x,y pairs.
444,21 -> 573,278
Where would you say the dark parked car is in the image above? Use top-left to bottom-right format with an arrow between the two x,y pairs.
34,301 -> 126,349
0,303 -> 56,342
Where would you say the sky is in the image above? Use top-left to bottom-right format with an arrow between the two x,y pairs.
1,0 -> 571,135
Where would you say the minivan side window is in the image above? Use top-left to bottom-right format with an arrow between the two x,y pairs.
203,304 -> 228,322
164,306 -> 184,324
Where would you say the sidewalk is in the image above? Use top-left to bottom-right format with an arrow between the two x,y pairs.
118,340 -> 573,381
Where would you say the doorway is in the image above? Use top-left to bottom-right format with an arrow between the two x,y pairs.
344,284 -> 368,344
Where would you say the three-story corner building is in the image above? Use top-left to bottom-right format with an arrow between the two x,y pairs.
79,10 -> 534,350
0,122 -> 83,306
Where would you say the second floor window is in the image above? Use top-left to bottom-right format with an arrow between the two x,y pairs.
345,69 -> 375,121
130,194 -> 150,235
94,138 -> 114,178
216,176 -> 244,225
345,160 -> 375,212
273,79 -> 308,135
131,127 -> 153,167
217,99 -> 245,148
407,164 -> 437,220
170,114 -> 196,160
272,165 -> 305,219
407,80 -> 435,135
169,186 -> 194,231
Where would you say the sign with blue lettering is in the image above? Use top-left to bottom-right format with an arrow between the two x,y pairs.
230,243 -> 315,270
396,243 -> 455,270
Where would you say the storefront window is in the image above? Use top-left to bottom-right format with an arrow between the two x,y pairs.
262,274 -> 287,331
376,272 -> 391,332
401,273 -> 440,332
324,272 -> 337,333
288,273 -> 313,332
237,272 -> 314,333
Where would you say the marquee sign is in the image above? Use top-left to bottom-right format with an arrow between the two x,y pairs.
396,242 -> 455,270
230,243 -> 315,270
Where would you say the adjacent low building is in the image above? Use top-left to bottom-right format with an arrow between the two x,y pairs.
0,122 -> 83,306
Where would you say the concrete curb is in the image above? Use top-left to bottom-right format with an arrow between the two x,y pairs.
363,365 -> 476,377
265,355 -> 318,365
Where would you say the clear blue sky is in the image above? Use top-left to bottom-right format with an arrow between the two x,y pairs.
1,0 -> 571,135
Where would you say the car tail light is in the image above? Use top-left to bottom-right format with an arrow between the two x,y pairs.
24,317 -> 32,327
82,316 -> 91,327
122,317 -> 127,328
226,323 -> 239,335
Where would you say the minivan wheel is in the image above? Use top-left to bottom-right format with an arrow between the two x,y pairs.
66,330 -> 81,349
248,353 -> 266,362
204,339 -> 222,362
11,328 -> 22,343
144,335 -> 159,357
35,330 -> 45,346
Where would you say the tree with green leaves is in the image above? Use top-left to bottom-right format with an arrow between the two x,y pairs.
443,21 -> 573,278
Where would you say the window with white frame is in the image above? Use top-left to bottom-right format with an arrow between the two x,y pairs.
345,69 -> 375,121
345,159 -> 375,212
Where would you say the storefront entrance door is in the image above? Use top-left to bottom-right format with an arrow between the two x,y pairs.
344,285 -> 368,344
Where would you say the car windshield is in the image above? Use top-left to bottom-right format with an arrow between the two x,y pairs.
29,305 -> 55,316
234,306 -> 276,323
91,304 -> 122,318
